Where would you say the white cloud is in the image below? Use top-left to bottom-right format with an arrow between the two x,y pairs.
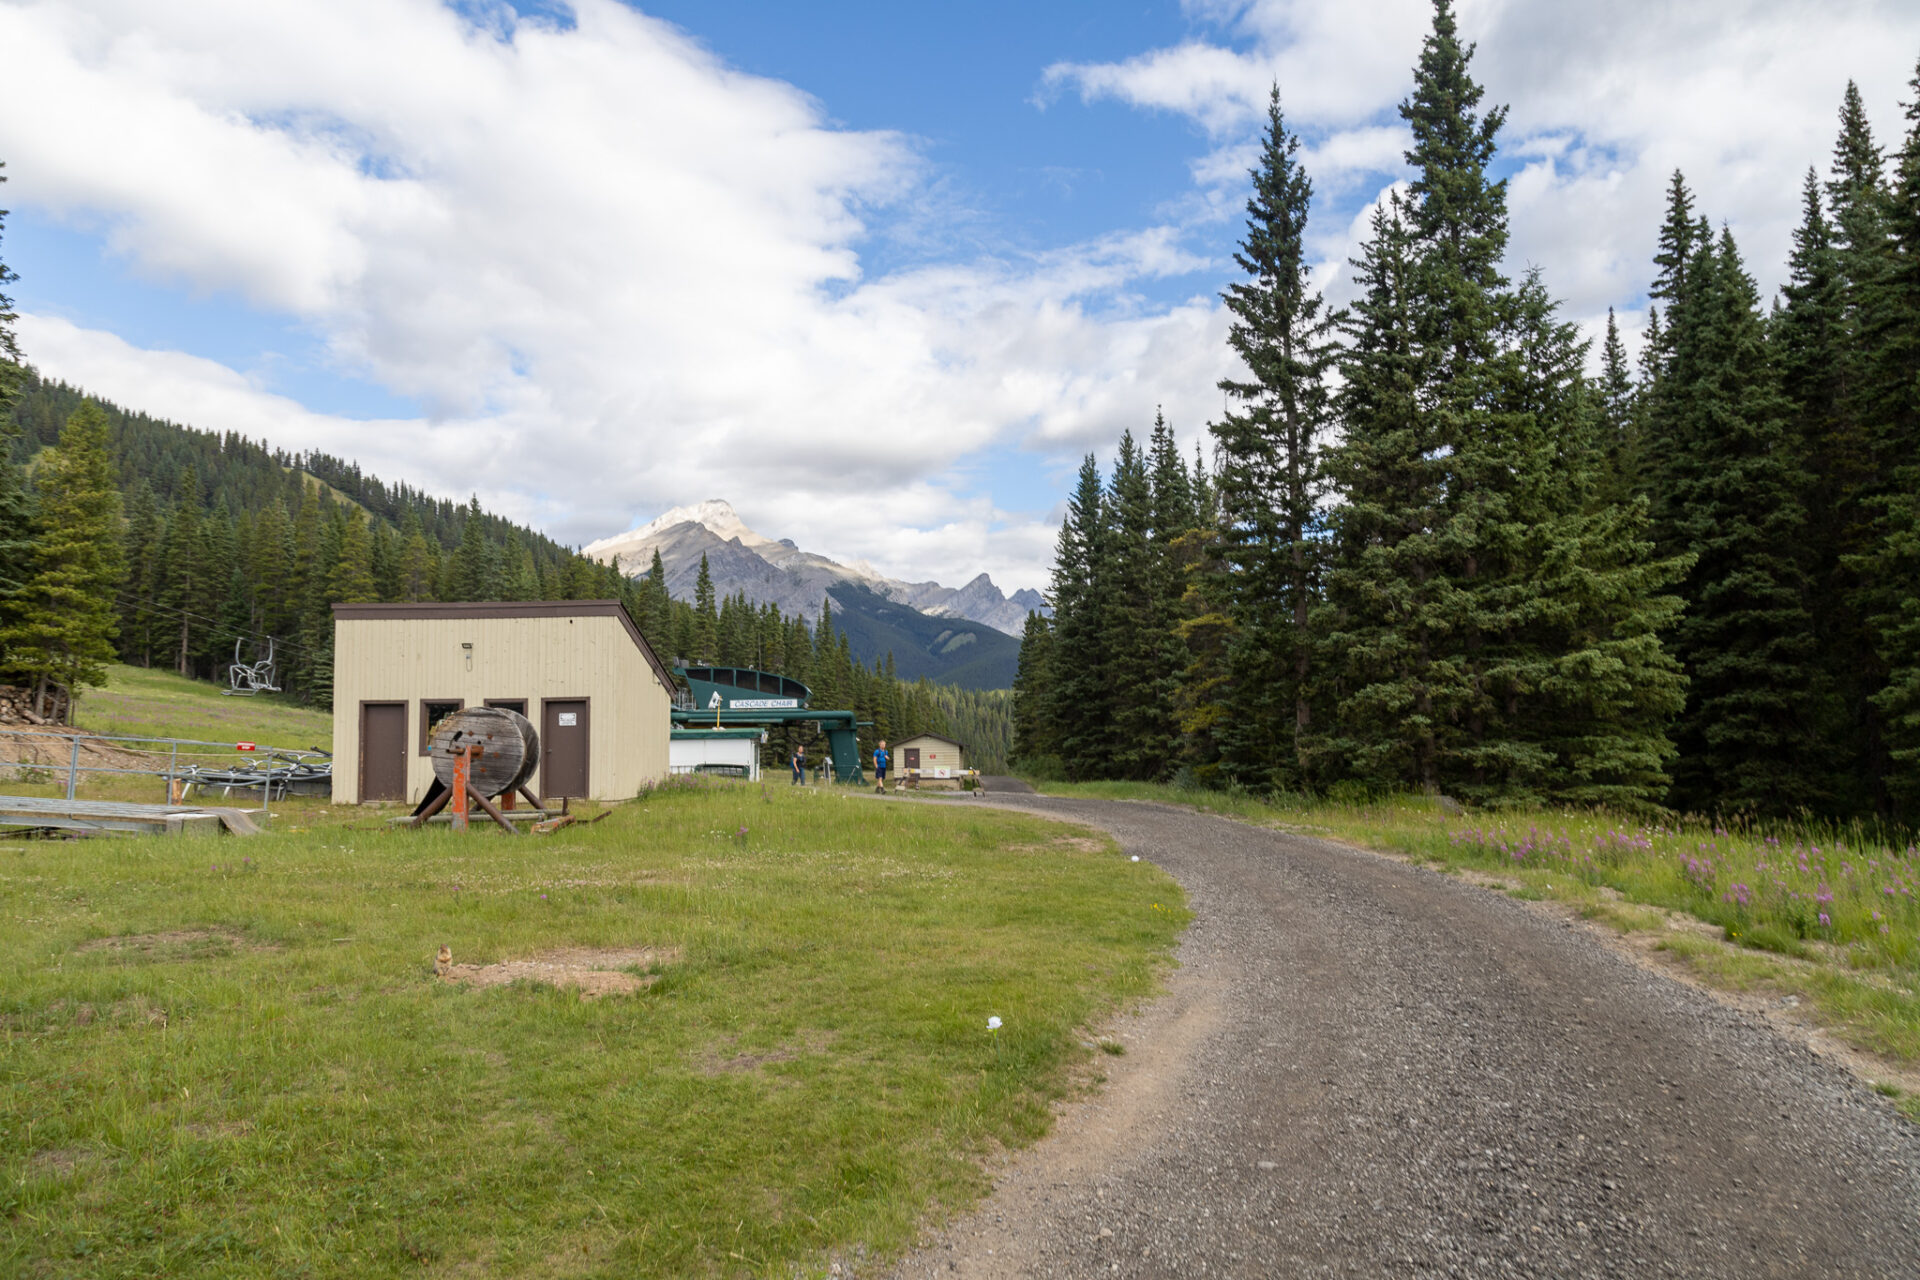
1046,0 -> 1920,350
10,0 -> 1918,601
0,0 -> 1239,594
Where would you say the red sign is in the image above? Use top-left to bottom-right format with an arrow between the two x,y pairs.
236,742 -> 256,751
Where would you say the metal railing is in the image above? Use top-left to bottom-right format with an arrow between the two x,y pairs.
0,727 -> 333,828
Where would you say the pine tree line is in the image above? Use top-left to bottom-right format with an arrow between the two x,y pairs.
2,365 -> 998,759
1016,1 -> 1920,826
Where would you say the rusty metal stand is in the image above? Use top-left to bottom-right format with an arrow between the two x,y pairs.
409,745 -> 521,835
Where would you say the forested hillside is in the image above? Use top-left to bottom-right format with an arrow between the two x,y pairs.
0,373 -> 1008,765
1016,5 -> 1920,827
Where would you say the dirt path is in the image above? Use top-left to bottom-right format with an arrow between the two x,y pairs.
886,795 -> 1920,1279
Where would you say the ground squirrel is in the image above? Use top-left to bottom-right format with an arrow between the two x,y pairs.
435,944 -> 452,976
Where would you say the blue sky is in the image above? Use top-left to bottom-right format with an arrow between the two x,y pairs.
4,1 -> 1919,592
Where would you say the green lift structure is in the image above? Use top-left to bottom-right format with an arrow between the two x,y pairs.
670,666 -> 867,783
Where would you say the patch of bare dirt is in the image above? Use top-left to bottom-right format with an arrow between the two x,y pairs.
27,1147 -> 91,1179
0,725 -> 163,773
438,946 -> 679,999
700,1028 -> 834,1075
76,928 -> 258,959
1005,837 -> 1109,855
180,1120 -> 253,1140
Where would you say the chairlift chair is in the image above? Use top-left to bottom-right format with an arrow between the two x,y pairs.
224,637 -> 281,697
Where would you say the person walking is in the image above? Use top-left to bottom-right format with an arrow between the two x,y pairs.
790,744 -> 806,785
873,739 -> 890,793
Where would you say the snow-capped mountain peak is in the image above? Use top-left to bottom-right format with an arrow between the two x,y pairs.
581,501 -> 1048,636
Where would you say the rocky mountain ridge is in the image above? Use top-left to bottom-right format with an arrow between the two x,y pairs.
582,500 -> 1047,636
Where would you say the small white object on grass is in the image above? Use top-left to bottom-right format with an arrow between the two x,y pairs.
1130,855 -> 1140,862
987,1015 -> 1002,1031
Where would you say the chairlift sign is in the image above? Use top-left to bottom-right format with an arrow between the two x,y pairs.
729,698 -> 798,709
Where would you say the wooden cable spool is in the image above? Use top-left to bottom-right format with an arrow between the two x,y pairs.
427,707 -> 541,799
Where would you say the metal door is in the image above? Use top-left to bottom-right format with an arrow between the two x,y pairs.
360,703 -> 408,801
541,699 -> 590,799
904,747 -> 920,771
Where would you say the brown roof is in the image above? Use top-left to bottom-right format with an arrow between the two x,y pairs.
330,600 -> 675,689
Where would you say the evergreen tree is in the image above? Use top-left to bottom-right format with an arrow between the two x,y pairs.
396,508 -> 434,601
0,161 -> 21,414
1044,455 -> 1113,779
1011,609 -> 1054,767
1503,273 -> 1690,807
327,509 -> 380,604
1651,223 -> 1825,814
693,553 -> 718,661
0,403 -> 125,720
1210,88 -> 1336,788
1322,195 -> 1447,790
1595,308 -> 1640,504
448,498 -> 499,600
1776,167 -> 1875,812
116,478 -> 163,668
160,464 -> 206,676
1103,431 -> 1179,778
1852,60 -> 1920,821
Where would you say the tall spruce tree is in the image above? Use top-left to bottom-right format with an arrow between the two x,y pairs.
1503,273 -> 1689,807
1852,61 -> 1920,821
1210,87 -> 1336,789
1595,309 -> 1640,505
1328,0 -> 1532,798
1043,455 -> 1113,779
693,553 -> 718,661
1103,430 -> 1180,778
1650,219 -> 1825,815
160,464 -> 206,676
1011,609 -> 1055,767
0,403 -> 125,721
1322,195 -> 1440,788
1776,166 -> 1874,812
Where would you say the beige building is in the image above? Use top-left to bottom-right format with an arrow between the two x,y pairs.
893,732 -> 968,780
330,601 -> 675,805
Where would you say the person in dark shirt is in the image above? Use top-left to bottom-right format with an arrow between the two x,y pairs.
790,744 -> 806,785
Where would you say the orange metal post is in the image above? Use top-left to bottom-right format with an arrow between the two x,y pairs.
451,746 -> 471,832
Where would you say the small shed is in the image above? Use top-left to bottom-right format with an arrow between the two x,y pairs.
331,600 -> 675,805
893,732 -> 967,780
670,727 -> 765,781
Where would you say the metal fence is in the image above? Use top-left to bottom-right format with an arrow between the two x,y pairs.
0,727 -> 332,826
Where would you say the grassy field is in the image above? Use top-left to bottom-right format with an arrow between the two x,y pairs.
0,665 -> 335,807
71,664 -> 336,750
0,779 -> 1187,1277
1033,779 -> 1920,1118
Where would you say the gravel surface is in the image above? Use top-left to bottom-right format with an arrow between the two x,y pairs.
887,794 -> 1920,1279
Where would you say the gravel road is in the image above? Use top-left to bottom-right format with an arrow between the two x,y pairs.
887,792 -> 1920,1279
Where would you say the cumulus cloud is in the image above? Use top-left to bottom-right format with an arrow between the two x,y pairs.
1049,0 -> 1920,343
9,0 -> 1920,598
0,0 -> 1233,593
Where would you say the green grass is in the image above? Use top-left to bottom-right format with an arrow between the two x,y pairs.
1,665 -> 335,806
73,664 -> 334,750
1032,779 -> 1920,1077
0,780 -> 1187,1278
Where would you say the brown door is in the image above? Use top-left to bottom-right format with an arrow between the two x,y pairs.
360,703 -> 408,802
904,747 -> 920,771
541,699 -> 590,799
